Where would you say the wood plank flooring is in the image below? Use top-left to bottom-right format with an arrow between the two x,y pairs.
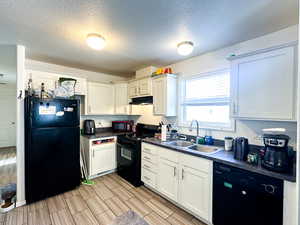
0,173 -> 207,225
0,147 -> 16,187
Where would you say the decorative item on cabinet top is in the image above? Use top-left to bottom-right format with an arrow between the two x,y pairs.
26,70 -> 87,96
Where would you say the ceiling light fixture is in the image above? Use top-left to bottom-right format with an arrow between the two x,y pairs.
86,33 -> 106,50
177,41 -> 194,56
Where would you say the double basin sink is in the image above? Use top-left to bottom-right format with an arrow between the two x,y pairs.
165,140 -> 222,154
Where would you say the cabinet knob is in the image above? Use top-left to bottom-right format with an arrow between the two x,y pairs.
144,176 -> 150,181
143,164 -> 150,169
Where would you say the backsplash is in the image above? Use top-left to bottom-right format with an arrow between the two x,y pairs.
80,105 -> 297,149
177,120 -> 297,148
80,115 -> 131,128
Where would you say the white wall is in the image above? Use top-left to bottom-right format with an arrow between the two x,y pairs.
170,25 -> 298,77
137,25 -> 298,147
135,105 -> 167,125
0,45 -> 17,148
25,59 -> 128,83
16,46 -> 26,207
296,6 -> 300,225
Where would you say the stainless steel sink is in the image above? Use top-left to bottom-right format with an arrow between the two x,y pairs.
166,140 -> 194,147
188,144 -> 222,154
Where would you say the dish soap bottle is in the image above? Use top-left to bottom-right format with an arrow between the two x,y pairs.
161,125 -> 167,141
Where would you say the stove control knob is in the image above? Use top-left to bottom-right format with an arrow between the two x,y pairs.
262,184 -> 275,194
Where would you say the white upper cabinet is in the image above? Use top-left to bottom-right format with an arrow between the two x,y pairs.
230,44 -> 297,121
128,80 -> 139,98
128,78 -> 152,98
87,82 -> 115,115
138,78 -> 152,96
114,83 -> 129,115
152,74 -> 177,116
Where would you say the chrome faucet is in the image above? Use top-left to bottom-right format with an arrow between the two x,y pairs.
189,120 -> 200,143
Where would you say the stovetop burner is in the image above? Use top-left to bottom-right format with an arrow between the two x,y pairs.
124,132 -> 153,141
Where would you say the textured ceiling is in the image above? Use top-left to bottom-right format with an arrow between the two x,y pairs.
0,0 -> 298,76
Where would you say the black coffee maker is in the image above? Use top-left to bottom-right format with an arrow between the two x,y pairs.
261,134 -> 290,172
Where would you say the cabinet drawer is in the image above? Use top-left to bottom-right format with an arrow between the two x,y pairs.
142,160 -> 157,173
142,143 -> 158,155
181,154 -> 212,173
158,147 -> 179,163
141,168 -> 156,188
142,152 -> 157,164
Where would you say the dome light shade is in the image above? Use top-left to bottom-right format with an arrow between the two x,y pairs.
86,33 -> 106,50
177,41 -> 194,56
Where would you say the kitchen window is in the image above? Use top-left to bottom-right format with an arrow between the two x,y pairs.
179,69 -> 234,130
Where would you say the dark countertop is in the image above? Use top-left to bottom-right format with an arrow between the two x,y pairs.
143,138 -> 296,182
81,128 -> 132,139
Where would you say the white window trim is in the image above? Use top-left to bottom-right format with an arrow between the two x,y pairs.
177,69 -> 236,131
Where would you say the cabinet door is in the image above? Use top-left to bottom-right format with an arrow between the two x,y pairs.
128,81 -> 138,98
152,77 -> 165,115
157,158 -> 178,202
91,144 -> 116,176
231,46 -> 296,120
87,82 -> 114,114
178,166 -> 211,221
138,78 -> 152,96
115,83 -> 129,114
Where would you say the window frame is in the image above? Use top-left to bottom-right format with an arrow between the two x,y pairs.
178,69 -> 235,131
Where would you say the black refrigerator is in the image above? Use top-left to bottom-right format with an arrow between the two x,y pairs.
25,97 -> 81,204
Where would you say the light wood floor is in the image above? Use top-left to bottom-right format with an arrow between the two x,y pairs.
0,147 -> 16,187
0,173 -> 206,225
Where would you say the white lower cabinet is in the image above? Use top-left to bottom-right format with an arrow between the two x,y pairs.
178,165 -> 211,220
141,167 -> 156,189
81,136 -> 117,178
141,143 -> 212,223
91,142 -> 116,175
157,158 -> 179,202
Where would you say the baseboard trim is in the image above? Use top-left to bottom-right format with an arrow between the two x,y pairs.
88,169 -> 116,180
16,200 -> 26,207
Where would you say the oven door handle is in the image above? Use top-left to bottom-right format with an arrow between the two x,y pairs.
117,143 -> 135,149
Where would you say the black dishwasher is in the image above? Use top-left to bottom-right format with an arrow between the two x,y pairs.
213,162 -> 283,225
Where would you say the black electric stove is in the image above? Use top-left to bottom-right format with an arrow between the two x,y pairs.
117,123 -> 158,187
